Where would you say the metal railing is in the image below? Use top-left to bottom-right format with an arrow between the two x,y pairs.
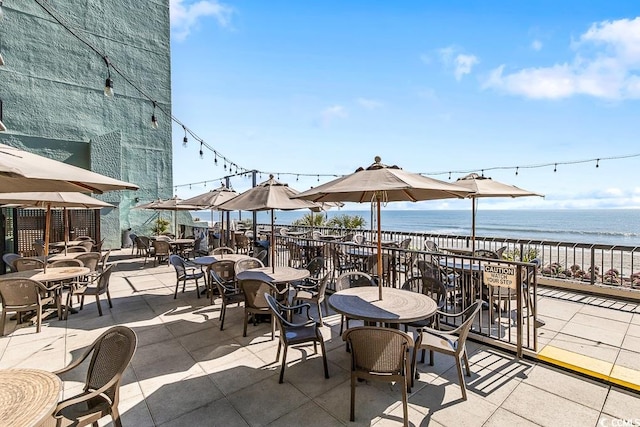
267,229 -> 538,356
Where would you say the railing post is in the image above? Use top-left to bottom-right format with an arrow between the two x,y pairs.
590,247 -> 596,285
516,265 -> 523,359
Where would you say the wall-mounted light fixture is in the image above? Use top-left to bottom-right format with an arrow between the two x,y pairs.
103,57 -> 114,97
0,99 -> 6,132
151,102 -> 158,129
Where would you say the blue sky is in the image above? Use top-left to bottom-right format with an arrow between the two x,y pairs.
169,1 -> 640,210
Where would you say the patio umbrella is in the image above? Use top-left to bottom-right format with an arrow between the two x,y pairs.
217,175 -> 320,273
180,185 -> 239,247
294,156 -> 473,300
134,196 -> 200,237
455,173 -> 543,253
0,143 -> 139,193
0,192 -> 115,271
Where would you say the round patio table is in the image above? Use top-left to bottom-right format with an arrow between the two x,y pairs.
329,287 -> 437,325
193,254 -> 250,266
0,368 -> 61,426
0,266 -> 90,283
235,266 -> 309,284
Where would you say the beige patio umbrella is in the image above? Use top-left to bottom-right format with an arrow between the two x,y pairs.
0,143 -> 139,193
180,185 -> 238,247
0,192 -> 115,271
217,175 -> 320,273
294,156 -> 473,300
135,196 -> 200,237
455,173 -> 543,253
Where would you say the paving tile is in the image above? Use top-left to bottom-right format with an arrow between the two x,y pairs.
578,304 -> 635,323
227,376 -> 310,426
157,398 -> 249,427
522,363 -> 608,410
546,332 -> 620,363
559,320 -> 626,347
142,371 -> 223,425
483,408 -> 540,426
267,400 -> 343,427
502,382 -> 600,427
601,387 -> 640,419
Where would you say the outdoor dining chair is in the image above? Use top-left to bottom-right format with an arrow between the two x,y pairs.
2,253 -> 21,273
265,292 -> 329,384
401,276 -> 447,332
0,278 -> 59,335
343,326 -> 414,427
66,246 -> 88,253
14,257 -> 45,271
53,325 -> 137,427
65,265 -> 115,319
413,299 -> 482,401
336,271 -> 376,334
208,260 -> 243,329
152,240 -> 172,266
234,257 -> 264,275
239,279 -> 286,340
212,246 -> 235,255
489,259 -> 540,325
293,268 -> 333,325
169,255 -> 204,299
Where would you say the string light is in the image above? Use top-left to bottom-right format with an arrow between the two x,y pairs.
214,154 -> 218,165
199,142 -> 203,159
554,163 -> 557,172
596,159 -> 600,168
182,126 -> 188,147
515,167 -> 519,176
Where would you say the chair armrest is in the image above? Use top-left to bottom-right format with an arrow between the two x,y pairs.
54,377 -> 118,415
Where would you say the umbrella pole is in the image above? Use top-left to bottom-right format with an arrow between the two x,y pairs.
64,207 -> 69,256
377,197 -> 382,300
271,209 -> 275,274
43,203 -> 51,273
471,198 -> 476,254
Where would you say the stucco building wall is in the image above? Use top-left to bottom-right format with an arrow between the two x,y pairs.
0,0 -> 173,249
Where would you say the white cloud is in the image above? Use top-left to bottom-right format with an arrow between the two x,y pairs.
356,98 -> 383,110
320,105 -> 348,126
484,17 -> 640,99
454,54 -> 479,80
170,0 -> 232,41
436,46 -> 479,81
531,39 -> 543,51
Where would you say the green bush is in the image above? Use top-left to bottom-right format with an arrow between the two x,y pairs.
152,217 -> 170,235
326,214 -> 366,229
291,212 -> 326,227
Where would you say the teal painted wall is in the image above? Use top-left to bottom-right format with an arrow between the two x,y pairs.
0,1 -> 174,248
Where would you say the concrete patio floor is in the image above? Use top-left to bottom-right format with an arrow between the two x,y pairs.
1,249 -> 640,426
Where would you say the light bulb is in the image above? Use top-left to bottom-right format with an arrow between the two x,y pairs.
104,77 -> 114,97
151,114 -> 158,129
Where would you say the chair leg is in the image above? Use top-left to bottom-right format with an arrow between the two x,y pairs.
278,344 -> 288,383
401,375 -> 409,427
36,307 -> 42,333
0,311 -> 6,336
106,290 -> 113,308
219,303 -> 226,330
111,407 -> 123,427
317,301 -> 324,325
80,295 -> 85,310
319,339 -> 329,379
243,311 -> 248,337
276,339 -> 282,361
271,313 -> 275,340
350,374 -> 356,422
174,281 -> 179,299
195,279 -> 200,299
95,295 -> 103,316
455,356 -> 468,400
462,349 -> 471,376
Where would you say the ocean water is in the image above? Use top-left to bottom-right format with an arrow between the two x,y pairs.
192,209 -> 640,247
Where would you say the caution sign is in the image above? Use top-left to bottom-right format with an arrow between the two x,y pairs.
483,263 -> 518,289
